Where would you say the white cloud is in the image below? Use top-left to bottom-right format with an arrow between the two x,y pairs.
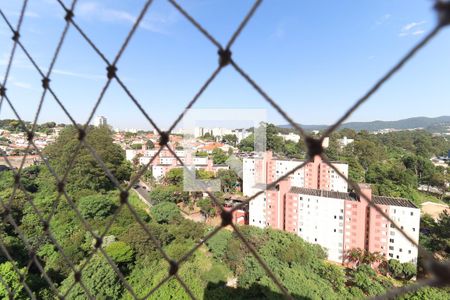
6,10 -> 40,18
12,81 -> 32,89
51,69 -> 104,80
399,21 -> 426,37
76,1 -> 176,34
402,21 -> 425,31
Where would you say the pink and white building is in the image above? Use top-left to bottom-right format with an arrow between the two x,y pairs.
127,147 -> 229,180
244,152 -> 348,229
244,152 -> 420,264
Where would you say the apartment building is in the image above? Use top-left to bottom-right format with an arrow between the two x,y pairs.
243,151 -> 420,264
286,185 -> 419,264
244,151 -> 348,229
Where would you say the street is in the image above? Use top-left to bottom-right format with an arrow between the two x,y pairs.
132,181 -> 153,206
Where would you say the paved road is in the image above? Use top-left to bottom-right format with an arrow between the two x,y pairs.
132,181 -> 153,206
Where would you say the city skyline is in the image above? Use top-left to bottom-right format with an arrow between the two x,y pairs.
0,0 -> 449,130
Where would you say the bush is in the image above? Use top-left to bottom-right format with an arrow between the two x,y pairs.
402,262 -> 417,280
105,241 -> 134,265
388,259 -> 403,278
78,195 -> 116,219
150,202 -> 181,224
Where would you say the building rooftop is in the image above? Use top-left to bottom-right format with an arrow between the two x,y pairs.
288,187 -> 358,201
372,196 -> 418,209
288,187 -> 418,208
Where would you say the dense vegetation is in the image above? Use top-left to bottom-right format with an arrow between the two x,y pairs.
278,116 -> 450,133
0,119 -> 62,135
324,129 -> 450,204
1,124 -> 449,299
239,123 -> 450,205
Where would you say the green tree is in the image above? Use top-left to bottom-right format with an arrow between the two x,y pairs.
0,261 -> 27,299
44,125 -> 131,193
217,169 -> 239,192
388,259 -> 403,278
146,140 -> 155,149
130,143 -> 142,150
78,194 -> 116,220
401,262 -> 417,280
149,185 -> 188,204
212,148 -> 228,164
105,241 -> 134,265
222,134 -> 238,146
164,168 -> 183,186
197,198 -> 216,218
398,287 -> 450,300
150,202 -> 181,224
206,230 -> 232,261
352,264 -> 387,296
60,255 -> 123,299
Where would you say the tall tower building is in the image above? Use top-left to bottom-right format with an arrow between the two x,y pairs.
94,116 -> 107,127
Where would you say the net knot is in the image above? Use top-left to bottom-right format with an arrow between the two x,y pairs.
41,220 -> 49,232
12,31 -> 20,42
42,77 -> 51,89
74,271 -> 82,282
168,260 -> 179,276
0,86 -> 6,97
305,136 -> 324,158
159,131 -> 169,146
64,9 -> 74,22
218,49 -> 232,67
94,236 -> 103,248
78,128 -> 86,141
120,190 -> 129,204
106,65 -> 117,79
57,181 -> 65,193
435,0 -> 450,26
27,131 -> 34,143
13,174 -> 20,185
220,210 -> 233,227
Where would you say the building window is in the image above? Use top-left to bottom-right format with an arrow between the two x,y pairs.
408,250 -> 411,254
399,248 -> 403,252
389,253 -> 393,258
299,228 -> 302,232
314,238 -> 317,242
410,212 -> 414,216
333,229 -> 336,232
389,246 -> 394,250
413,227 -> 416,232
334,215 -> 337,219
396,255 -> 399,259
389,239 -> 394,243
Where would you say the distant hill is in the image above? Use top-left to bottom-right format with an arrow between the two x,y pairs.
279,116 -> 450,133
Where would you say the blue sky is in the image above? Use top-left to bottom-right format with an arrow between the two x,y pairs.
0,0 -> 449,130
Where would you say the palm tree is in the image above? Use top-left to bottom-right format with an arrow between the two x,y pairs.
345,248 -> 364,267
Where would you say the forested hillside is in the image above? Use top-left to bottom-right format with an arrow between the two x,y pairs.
0,125 -> 448,299
279,116 -> 450,133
